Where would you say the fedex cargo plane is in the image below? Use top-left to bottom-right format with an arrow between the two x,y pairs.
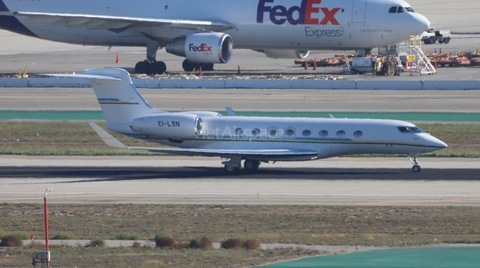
0,0 -> 429,74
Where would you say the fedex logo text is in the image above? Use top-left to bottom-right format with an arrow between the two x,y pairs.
189,43 -> 212,52
257,0 -> 341,25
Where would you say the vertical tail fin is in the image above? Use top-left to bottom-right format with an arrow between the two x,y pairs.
45,68 -> 158,125
81,68 -> 156,125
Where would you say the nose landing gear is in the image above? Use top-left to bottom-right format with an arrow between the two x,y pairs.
408,154 -> 421,173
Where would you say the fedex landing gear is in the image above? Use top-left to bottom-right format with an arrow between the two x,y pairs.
135,40 -> 167,75
408,154 -> 421,173
182,59 -> 214,72
135,60 -> 166,75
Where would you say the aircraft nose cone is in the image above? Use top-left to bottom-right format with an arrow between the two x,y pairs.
411,13 -> 430,35
430,136 -> 448,149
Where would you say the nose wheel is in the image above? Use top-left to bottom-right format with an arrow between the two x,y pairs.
408,155 -> 421,173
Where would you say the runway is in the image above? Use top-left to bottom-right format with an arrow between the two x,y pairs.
1,156 -> 479,206
1,1 -> 479,208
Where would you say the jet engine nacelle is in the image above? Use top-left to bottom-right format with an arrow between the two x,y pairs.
130,114 -> 203,139
263,49 -> 310,59
166,33 -> 233,63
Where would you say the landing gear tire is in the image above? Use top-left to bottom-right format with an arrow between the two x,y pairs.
412,165 -> 421,173
244,160 -> 260,171
182,59 -> 197,72
151,61 -> 166,75
182,59 -> 214,72
224,165 -> 240,173
135,60 -> 167,75
202,63 -> 214,71
135,61 -> 150,74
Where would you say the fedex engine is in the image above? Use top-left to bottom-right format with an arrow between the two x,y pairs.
166,33 -> 233,63
130,114 -> 204,139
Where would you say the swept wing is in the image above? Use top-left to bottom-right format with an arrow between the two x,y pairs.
89,122 -> 318,160
0,11 -> 234,32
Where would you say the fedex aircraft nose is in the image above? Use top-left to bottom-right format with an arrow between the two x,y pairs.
411,12 -> 430,35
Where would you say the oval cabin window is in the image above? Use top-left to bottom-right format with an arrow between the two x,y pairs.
354,130 -> 363,138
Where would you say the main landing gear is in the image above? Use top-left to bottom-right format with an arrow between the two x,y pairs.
133,40 -> 216,75
134,40 -> 167,75
408,154 -> 422,173
182,59 -> 214,72
135,60 -> 167,75
223,158 -> 261,173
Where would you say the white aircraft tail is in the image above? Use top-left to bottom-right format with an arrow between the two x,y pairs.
46,68 -> 158,125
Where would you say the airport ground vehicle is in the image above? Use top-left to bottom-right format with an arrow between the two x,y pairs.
421,28 -> 451,44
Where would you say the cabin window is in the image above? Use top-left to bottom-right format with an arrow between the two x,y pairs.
319,130 -> 329,137
397,7 -> 405,13
354,130 -> 363,138
234,128 -> 243,136
336,130 -> 346,138
284,128 -> 296,138
251,128 -> 260,137
388,6 -> 397,13
268,127 -> 278,138
302,130 -> 312,137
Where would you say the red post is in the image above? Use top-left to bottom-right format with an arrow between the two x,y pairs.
44,188 -> 52,267
199,65 -> 203,76
313,59 -> 317,70
115,53 -> 120,63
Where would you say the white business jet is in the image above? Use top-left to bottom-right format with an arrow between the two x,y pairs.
1,0 -> 429,74
46,68 -> 447,173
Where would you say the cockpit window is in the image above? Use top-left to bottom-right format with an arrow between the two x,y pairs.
398,126 -> 424,133
388,6 -> 397,13
405,7 -> 415,13
411,127 -> 423,133
397,7 -> 405,13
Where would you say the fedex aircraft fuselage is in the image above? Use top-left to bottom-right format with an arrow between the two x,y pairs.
0,0 -> 429,73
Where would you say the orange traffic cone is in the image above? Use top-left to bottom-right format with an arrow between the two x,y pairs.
115,53 -> 120,63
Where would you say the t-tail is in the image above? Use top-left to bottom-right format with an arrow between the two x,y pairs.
45,68 -> 160,133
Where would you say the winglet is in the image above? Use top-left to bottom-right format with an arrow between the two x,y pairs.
88,122 -> 128,149
225,107 -> 238,116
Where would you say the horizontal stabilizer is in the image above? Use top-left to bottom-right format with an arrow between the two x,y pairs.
41,73 -> 122,81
